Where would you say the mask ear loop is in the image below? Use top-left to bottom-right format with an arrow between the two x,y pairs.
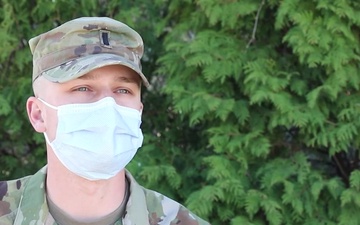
37,98 -> 58,145
37,98 -> 58,110
43,132 -> 53,145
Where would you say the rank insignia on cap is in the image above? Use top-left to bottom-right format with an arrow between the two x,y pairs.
100,30 -> 112,48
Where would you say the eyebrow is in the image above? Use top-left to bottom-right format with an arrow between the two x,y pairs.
78,74 -> 141,86
115,76 -> 139,84
78,74 -> 97,80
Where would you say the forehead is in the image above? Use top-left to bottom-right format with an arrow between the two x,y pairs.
76,65 -> 142,83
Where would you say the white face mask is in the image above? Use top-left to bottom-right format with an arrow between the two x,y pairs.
38,97 -> 143,181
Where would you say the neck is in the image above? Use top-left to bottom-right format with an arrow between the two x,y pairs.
46,148 -> 126,222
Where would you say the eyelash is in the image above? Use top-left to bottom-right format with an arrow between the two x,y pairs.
74,87 -> 131,94
76,87 -> 90,92
116,89 -> 130,94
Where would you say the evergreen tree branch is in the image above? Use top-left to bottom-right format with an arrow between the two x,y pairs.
354,149 -> 360,170
246,0 -> 265,48
333,153 -> 350,185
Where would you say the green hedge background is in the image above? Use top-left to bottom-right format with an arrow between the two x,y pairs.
1,0 -> 360,224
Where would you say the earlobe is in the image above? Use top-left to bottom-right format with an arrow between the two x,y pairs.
26,97 -> 46,133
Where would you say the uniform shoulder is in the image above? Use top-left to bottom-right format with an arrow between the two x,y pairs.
141,187 -> 211,225
0,176 -> 31,217
125,170 -> 211,225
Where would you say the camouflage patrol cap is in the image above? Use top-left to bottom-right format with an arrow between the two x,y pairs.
29,17 -> 150,87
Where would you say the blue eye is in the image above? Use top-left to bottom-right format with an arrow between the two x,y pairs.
117,89 -> 130,94
76,87 -> 89,92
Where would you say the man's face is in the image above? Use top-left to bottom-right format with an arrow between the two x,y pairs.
30,64 -> 143,142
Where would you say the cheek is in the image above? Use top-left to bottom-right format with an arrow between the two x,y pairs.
117,96 -> 142,111
130,98 -> 142,111
121,102 -> 142,111
132,100 -> 143,112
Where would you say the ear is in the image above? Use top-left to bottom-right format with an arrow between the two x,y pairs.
26,96 -> 46,133
139,102 -> 144,114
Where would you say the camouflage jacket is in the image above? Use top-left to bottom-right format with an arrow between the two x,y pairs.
0,166 -> 210,225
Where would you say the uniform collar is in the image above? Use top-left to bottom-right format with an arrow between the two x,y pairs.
13,166 -> 150,225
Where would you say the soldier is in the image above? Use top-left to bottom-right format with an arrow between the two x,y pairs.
0,17 -> 210,225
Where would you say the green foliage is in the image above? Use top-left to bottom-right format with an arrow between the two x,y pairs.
157,0 -> 360,224
2,0 -> 360,225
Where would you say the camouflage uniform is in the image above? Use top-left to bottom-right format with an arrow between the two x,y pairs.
0,166 -> 210,225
